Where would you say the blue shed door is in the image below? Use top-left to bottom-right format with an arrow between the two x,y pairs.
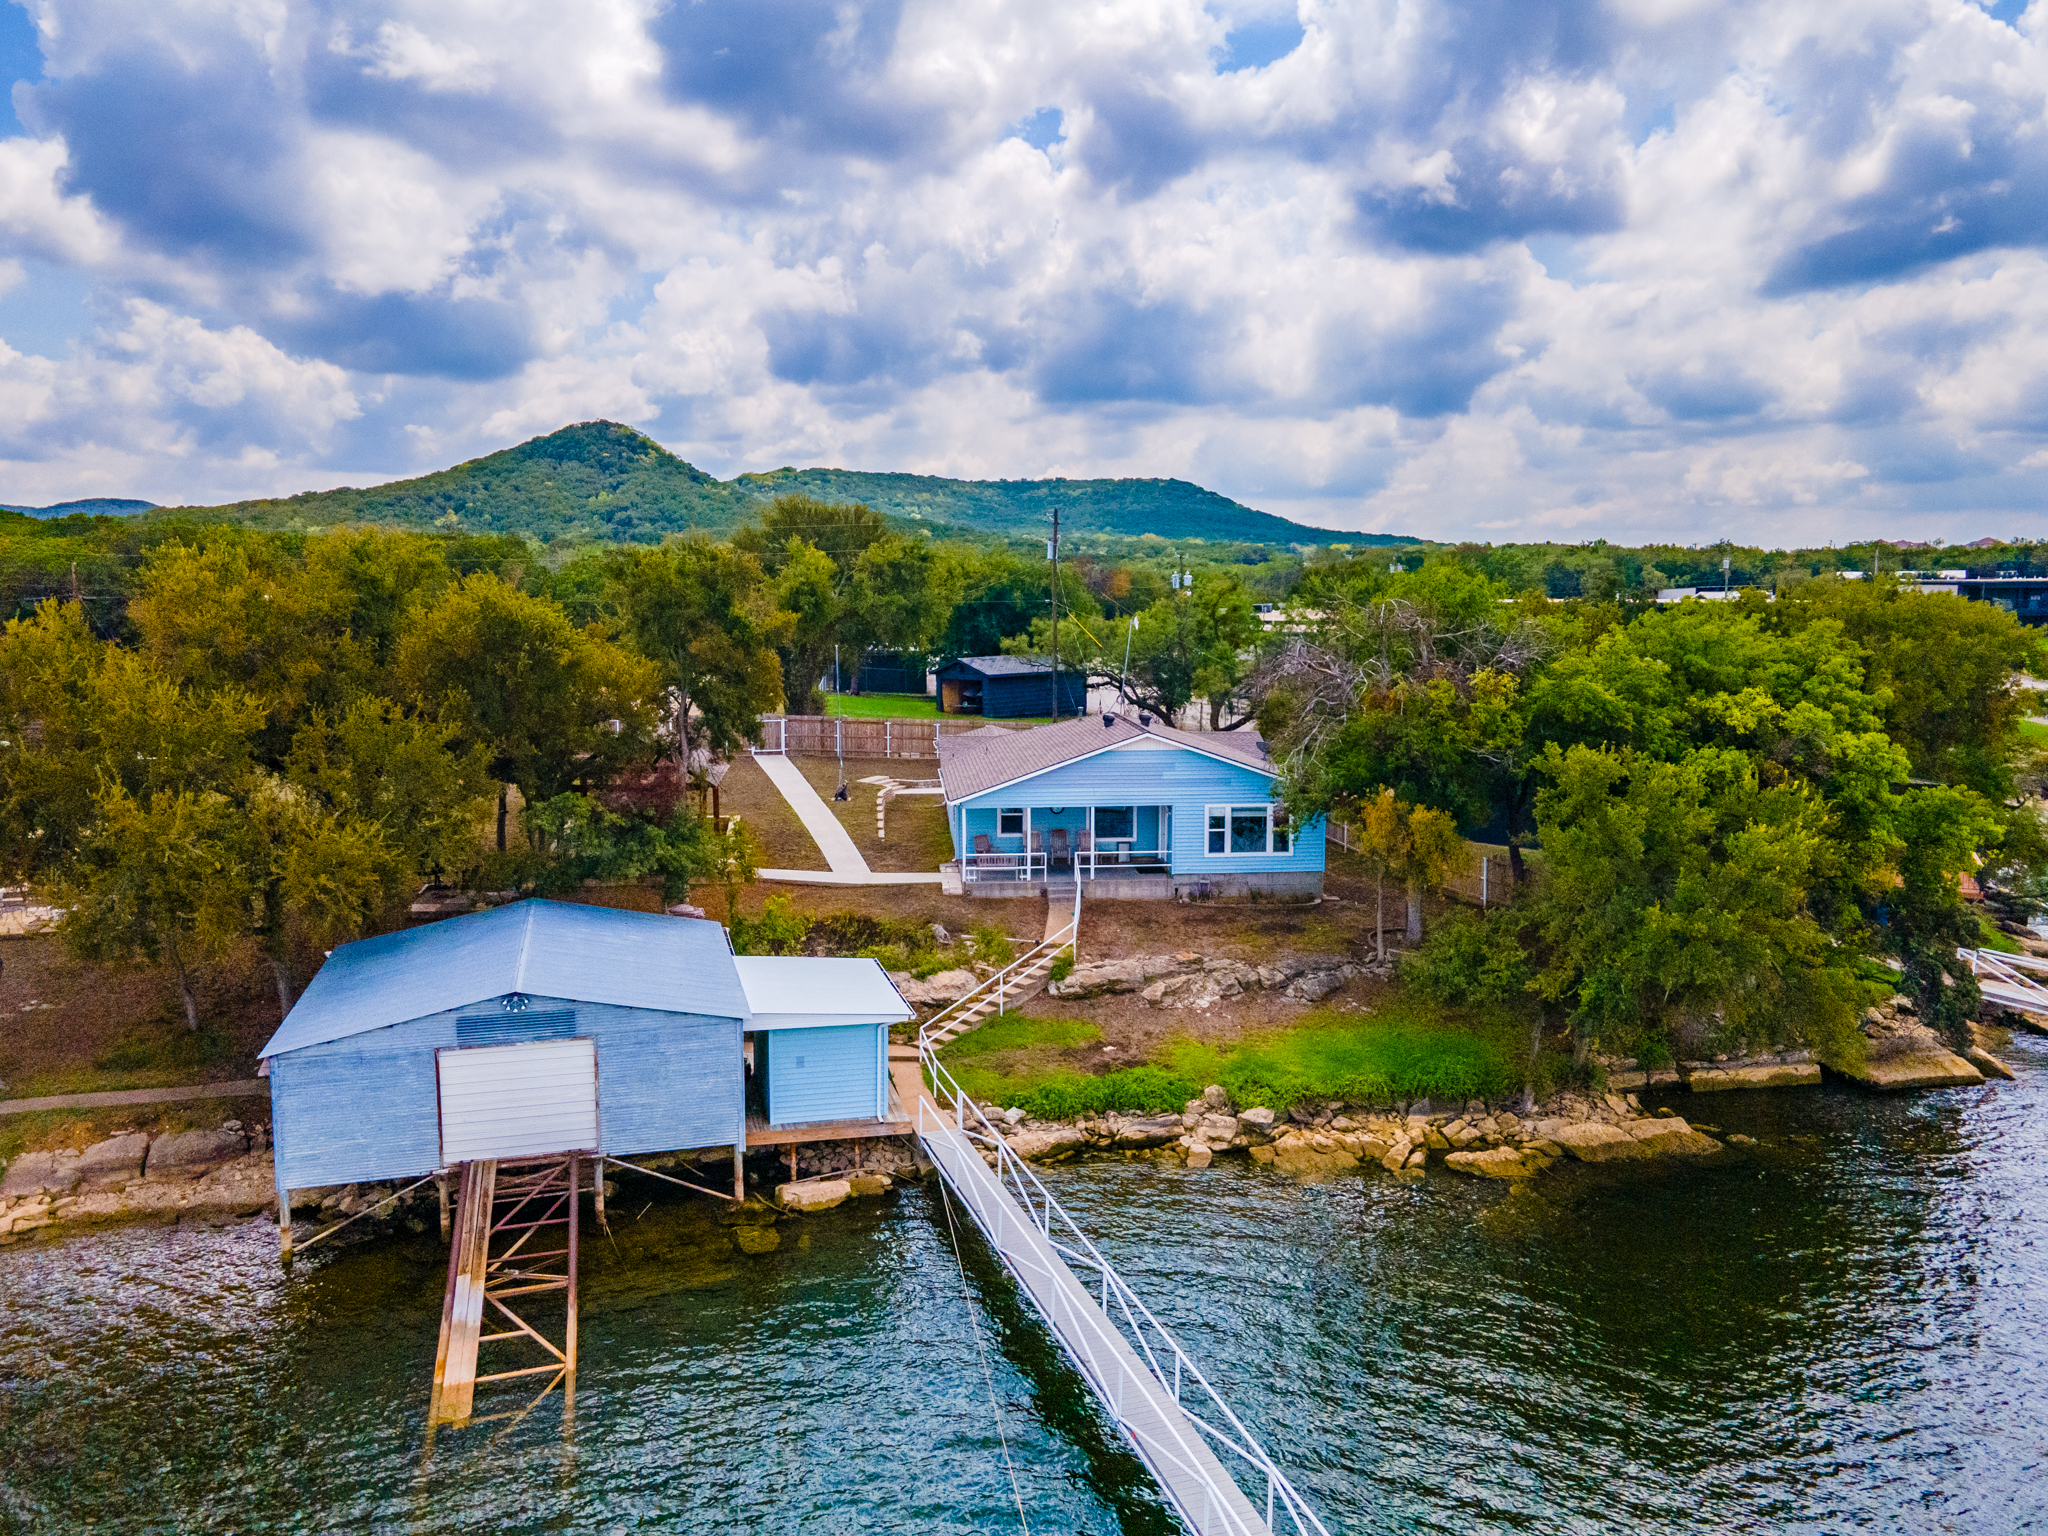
763,1025 -> 883,1127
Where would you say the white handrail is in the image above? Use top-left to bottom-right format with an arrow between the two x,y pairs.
916,1040 -> 1331,1536
919,885 -> 1081,1040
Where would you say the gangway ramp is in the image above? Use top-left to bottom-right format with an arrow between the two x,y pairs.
912,1047 -> 1330,1536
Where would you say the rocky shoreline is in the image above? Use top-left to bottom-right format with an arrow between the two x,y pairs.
988,1081 -> 1731,1181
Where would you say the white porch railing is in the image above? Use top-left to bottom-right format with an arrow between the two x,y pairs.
962,850 -> 1049,884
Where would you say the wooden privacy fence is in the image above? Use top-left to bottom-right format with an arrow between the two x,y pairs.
755,714 -> 1034,761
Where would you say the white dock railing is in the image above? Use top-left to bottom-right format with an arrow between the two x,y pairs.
1960,946 -> 2048,1014
913,1039 -> 1332,1536
919,883 -> 1081,1044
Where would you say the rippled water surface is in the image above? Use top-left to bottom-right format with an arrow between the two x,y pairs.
5,1035 -> 2046,1534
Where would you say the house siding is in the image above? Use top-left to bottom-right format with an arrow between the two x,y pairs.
269,991 -> 743,1192
934,664 -> 1087,718
949,744 -> 1323,877
763,1023 -> 887,1125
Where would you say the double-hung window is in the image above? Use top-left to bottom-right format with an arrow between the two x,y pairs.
998,809 -> 1024,837
1206,804 -> 1291,855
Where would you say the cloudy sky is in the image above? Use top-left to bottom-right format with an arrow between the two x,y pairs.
0,0 -> 2044,543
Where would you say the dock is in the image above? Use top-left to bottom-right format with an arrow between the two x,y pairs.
910,1049 -> 1328,1536
428,1153 -> 582,1430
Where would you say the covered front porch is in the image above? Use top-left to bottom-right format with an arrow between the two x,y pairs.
955,802 -> 1172,887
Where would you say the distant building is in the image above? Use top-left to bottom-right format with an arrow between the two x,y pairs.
1950,575 -> 2048,626
933,655 -> 1089,718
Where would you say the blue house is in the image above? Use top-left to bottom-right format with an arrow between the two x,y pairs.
938,713 -> 1323,899
934,655 -> 1088,718
259,901 -> 911,1213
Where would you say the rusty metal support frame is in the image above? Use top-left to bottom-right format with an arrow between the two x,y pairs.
428,1152 -> 583,1435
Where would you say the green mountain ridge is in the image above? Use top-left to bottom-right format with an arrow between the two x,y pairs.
153,421 -> 1400,548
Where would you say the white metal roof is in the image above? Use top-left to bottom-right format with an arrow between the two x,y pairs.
733,955 -> 913,1031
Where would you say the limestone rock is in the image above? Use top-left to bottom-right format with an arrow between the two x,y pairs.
1238,1106 -> 1276,1131
1545,1122 -> 1644,1163
1268,1139 -> 1359,1174
1283,966 -> 1357,1002
1185,1144 -> 1213,1168
1445,1146 -> 1535,1179
777,1178 -> 851,1213
1005,1124 -> 1087,1162
1964,1046 -> 2016,1082
1196,1113 -> 1242,1145
847,1172 -> 892,1196
733,1225 -> 782,1253
145,1128 -> 248,1181
889,969 -> 980,1006
1833,1049 -> 1985,1091
77,1133 -> 151,1191
1687,1062 -> 1822,1092
1200,1085 -> 1234,1112
1111,1115 -> 1185,1149
1623,1116 -> 1722,1156
2,1150 -> 82,1198
1047,955 -> 1181,998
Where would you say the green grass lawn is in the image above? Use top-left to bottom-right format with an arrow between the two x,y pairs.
2019,718 -> 2048,747
1979,913 -> 2024,954
822,693 -> 1060,725
939,1002 -> 1528,1119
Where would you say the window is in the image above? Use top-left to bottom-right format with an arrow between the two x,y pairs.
1205,804 -> 1291,855
1095,806 -> 1134,840
998,809 -> 1023,836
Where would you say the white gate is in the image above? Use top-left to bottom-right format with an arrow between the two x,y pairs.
437,1038 -> 599,1165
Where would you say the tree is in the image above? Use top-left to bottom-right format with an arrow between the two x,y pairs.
842,535 -> 967,685
1529,744 -> 1863,1066
1345,787 -> 1469,953
54,785 -> 248,1031
603,539 -> 790,762
1880,785 -> 2004,1047
393,575 -> 662,846
523,793 -> 720,905
773,538 -> 847,711
732,493 -> 887,572
284,696 -> 498,882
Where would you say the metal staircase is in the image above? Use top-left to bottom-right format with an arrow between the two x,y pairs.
920,886 -> 1080,1047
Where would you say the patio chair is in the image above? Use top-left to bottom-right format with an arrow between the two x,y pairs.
1048,828 -> 1071,871
1076,829 -> 1093,877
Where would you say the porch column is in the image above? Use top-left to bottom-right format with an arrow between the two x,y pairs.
1085,806 -> 1094,880
1024,806 -> 1032,881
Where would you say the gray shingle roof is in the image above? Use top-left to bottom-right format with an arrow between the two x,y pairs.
936,654 -> 1056,678
937,713 -> 1274,802
260,899 -> 748,1057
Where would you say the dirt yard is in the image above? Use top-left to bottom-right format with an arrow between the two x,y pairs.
793,755 -> 953,873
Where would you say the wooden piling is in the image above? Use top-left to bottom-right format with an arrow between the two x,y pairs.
564,1153 -> 579,1419
437,1172 -> 450,1241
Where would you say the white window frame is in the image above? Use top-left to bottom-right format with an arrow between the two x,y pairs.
1205,803 -> 1290,856
997,808 -> 1024,837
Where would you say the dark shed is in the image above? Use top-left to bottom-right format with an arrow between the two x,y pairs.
933,655 -> 1088,718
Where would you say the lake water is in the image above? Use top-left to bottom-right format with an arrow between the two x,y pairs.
4,1035 -> 2044,1534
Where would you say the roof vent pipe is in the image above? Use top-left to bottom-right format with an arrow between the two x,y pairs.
1103,712 -> 1115,727
1139,712 -> 1153,726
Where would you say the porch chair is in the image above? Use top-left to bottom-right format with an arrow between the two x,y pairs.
1076,829 -> 1092,877
1048,827 -> 1071,872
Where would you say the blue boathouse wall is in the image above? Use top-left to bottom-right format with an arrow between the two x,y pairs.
761,1023 -> 889,1127
269,992 -> 743,1191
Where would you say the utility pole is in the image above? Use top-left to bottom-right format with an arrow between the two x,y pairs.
1048,507 -> 1061,719
1721,556 -> 1731,596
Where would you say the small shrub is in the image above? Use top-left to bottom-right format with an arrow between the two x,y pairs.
1636,1036 -> 1672,1070
732,895 -> 811,956
1015,1066 -> 1195,1121
1048,953 -> 1074,983
971,925 -> 1015,968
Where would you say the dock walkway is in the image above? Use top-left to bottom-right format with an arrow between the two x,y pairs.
912,1081 -> 1285,1536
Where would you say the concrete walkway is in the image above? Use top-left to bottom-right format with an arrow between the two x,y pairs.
752,753 -> 871,875
1,1079 -> 268,1118
758,869 -> 945,886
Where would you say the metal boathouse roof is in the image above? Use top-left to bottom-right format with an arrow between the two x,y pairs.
259,899 -> 748,1058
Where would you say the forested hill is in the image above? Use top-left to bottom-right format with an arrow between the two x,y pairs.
153,421 -> 1389,547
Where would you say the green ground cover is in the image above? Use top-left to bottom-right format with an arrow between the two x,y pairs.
821,693 -> 1060,724
938,1002 -> 1527,1120
1978,914 -> 2023,954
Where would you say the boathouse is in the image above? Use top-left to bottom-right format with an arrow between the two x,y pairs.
933,655 -> 1088,718
736,957 -> 910,1129
259,900 -> 911,1209
939,712 -> 1325,900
